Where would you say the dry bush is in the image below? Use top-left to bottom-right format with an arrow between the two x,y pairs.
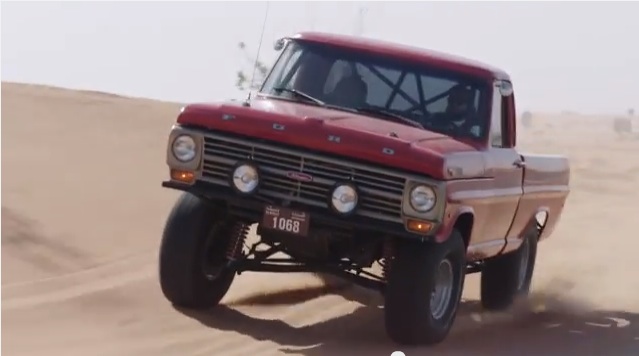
521,111 -> 533,128
613,117 -> 632,134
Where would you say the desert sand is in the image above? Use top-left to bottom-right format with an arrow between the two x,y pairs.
2,81 -> 638,356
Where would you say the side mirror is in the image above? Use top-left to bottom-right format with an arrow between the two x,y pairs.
274,38 -> 288,51
497,81 -> 513,97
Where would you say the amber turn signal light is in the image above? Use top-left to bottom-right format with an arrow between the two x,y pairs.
406,219 -> 433,234
170,169 -> 195,184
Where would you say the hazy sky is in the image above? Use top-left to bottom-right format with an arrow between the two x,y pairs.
2,1 -> 638,114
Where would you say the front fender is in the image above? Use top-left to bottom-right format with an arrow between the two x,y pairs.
433,205 -> 474,244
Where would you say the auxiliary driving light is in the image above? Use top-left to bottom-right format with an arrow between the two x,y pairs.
330,183 -> 358,214
231,163 -> 260,194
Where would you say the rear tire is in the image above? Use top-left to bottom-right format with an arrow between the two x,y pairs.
480,229 -> 538,311
384,230 -> 466,346
159,192 -> 236,309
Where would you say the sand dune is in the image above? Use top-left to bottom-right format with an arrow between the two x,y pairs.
2,82 -> 638,355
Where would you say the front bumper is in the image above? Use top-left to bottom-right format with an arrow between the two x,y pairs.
162,180 -> 433,240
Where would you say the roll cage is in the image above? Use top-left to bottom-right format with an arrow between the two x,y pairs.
260,39 -> 491,137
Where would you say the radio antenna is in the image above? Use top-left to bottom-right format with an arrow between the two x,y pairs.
355,6 -> 368,36
245,1 -> 271,105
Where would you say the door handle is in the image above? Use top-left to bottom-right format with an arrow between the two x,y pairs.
513,160 -> 526,168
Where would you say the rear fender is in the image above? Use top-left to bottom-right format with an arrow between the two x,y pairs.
538,206 -> 562,241
502,207 -> 549,254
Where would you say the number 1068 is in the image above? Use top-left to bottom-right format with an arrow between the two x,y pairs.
272,217 -> 301,233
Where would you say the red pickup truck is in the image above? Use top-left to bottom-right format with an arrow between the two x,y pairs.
159,32 -> 570,346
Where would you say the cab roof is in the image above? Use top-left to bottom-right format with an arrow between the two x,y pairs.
292,32 -> 511,81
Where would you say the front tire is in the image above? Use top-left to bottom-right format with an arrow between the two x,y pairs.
384,230 -> 466,346
480,229 -> 538,311
159,192 -> 236,309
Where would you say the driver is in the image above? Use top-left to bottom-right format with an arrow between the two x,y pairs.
329,74 -> 368,108
445,84 -> 481,138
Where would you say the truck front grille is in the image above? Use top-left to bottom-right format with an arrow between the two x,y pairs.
200,133 -> 406,223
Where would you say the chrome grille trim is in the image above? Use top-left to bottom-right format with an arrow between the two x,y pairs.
200,132 -> 407,223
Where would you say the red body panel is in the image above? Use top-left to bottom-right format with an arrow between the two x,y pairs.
177,97 -> 481,180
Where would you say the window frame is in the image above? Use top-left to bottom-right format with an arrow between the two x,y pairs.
489,80 -> 516,149
260,39 -> 494,142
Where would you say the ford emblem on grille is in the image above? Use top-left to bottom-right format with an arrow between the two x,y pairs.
286,171 -> 313,182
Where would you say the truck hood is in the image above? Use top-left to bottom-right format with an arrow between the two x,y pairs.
177,97 -> 480,179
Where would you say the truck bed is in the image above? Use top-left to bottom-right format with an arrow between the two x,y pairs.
519,152 -> 570,240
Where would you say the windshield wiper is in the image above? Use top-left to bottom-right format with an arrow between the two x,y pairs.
272,87 -> 325,106
354,107 -> 424,129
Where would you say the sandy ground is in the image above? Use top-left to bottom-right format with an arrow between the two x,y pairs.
2,82 -> 638,356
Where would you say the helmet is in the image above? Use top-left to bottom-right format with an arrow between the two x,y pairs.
446,84 -> 474,120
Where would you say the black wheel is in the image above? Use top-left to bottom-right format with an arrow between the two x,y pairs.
384,230 -> 466,346
480,229 -> 538,311
159,192 -> 236,309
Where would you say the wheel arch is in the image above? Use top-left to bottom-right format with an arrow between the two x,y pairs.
534,209 -> 549,238
454,212 -> 474,249
434,206 -> 475,248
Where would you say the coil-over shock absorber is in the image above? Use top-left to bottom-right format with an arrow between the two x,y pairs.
381,238 -> 395,281
225,222 -> 250,261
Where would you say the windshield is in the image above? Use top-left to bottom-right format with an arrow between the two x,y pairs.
260,40 -> 491,140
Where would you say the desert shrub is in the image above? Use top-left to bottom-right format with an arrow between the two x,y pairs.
521,111 -> 533,128
235,42 -> 270,92
613,117 -> 632,134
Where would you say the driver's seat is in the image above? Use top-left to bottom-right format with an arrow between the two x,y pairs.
329,75 -> 368,107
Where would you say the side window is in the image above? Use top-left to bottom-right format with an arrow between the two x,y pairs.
261,43 -> 304,91
490,82 -> 505,148
506,92 -> 516,147
278,48 -> 304,87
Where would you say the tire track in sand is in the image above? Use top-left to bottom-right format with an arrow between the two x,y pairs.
2,250 -> 156,310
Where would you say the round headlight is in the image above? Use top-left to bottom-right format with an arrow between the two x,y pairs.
410,185 -> 436,212
331,183 -> 358,214
232,163 -> 259,194
172,135 -> 197,162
